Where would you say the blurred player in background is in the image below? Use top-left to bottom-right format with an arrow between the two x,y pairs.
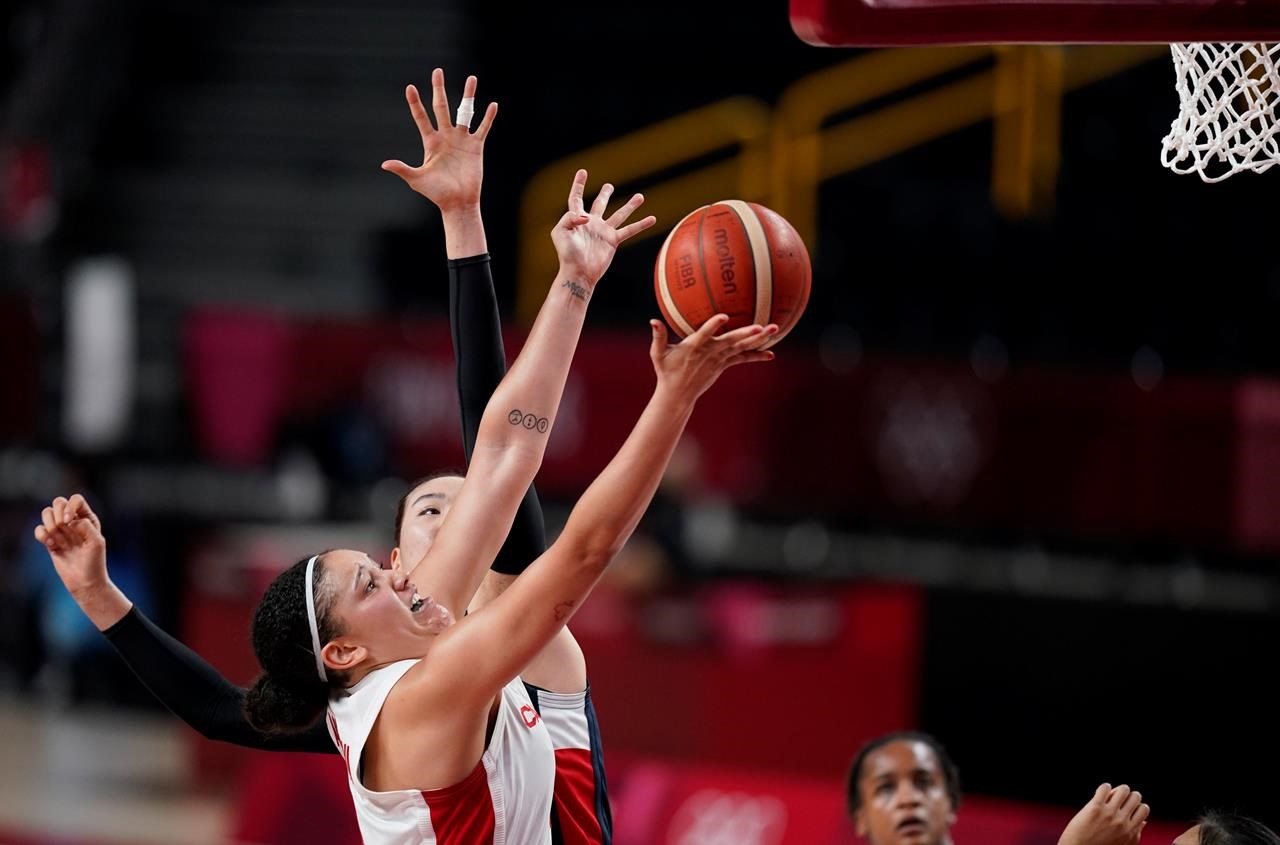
846,731 -> 961,845
847,731 -> 1156,845
1173,813 -> 1280,845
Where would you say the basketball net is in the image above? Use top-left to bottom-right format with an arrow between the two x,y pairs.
1162,42 -> 1280,182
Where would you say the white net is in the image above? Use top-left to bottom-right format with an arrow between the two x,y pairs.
1162,42 -> 1280,182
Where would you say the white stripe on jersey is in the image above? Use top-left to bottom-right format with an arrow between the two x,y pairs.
533,688 -> 591,752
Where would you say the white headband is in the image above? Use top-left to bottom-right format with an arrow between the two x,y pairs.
303,554 -> 327,682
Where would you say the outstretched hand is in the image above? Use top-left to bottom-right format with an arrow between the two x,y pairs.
650,314 -> 777,401
34,494 -> 107,602
551,169 -> 656,287
1058,784 -> 1150,845
381,68 -> 498,212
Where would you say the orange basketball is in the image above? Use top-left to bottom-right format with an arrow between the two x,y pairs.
654,201 -> 811,347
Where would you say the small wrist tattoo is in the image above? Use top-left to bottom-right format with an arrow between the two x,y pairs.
562,279 -> 590,301
507,409 -> 550,433
553,600 -> 577,622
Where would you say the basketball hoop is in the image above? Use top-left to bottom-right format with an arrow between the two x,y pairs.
790,0 -> 1280,182
1162,42 -> 1280,182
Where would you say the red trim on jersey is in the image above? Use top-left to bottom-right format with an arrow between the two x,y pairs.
421,761 -> 496,844
552,748 -> 604,845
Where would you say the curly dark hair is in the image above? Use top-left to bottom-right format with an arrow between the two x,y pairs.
244,553 -> 347,734
1199,812 -> 1280,845
846,730 -> 962,816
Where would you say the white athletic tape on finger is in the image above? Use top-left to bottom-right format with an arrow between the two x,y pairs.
456,97 -> 475,128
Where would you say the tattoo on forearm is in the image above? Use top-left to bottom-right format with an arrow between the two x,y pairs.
562,279 -> 590,301
553,600 -> 576,622
507,409 -> 550,433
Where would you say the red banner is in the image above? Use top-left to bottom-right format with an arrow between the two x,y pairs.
185,309 -> 1280,551
226,752 -> 1191,845
183,578 -> 921,786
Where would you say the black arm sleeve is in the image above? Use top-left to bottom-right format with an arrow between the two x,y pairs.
449,253 -> 549,574
102,606 -> 335,754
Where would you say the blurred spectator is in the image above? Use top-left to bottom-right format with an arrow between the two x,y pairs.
2,0 -> 140,240
846,731 -> 960,845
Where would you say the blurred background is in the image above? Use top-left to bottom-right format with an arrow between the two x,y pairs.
1,0 -> 1277,843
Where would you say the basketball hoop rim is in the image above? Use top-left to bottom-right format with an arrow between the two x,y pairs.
791,0 -> 1280,46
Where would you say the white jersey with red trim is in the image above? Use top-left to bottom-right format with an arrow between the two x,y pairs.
326,659 -> 555,845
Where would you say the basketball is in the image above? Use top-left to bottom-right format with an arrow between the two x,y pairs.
654,201 -> 811,347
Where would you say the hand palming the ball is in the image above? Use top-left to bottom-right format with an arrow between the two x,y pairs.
650,313 -> 778,401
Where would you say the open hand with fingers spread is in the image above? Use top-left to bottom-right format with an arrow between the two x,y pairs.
381,67 -> 498,212
650,313 -> 777,402
552,169 -> 656,288
1059,784 -> 1151,845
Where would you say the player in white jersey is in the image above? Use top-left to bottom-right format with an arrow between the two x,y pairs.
34,67 -> 776,844
219,61 -> 778,842
235,246 -> 774,845
40,68 -> 612,842
235,308 -> 774,842
34,69 -> 666,843
326,665 -> 555,844
33,166 -> 694,842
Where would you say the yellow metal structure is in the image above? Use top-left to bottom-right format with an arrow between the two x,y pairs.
517,46 -> 1165,323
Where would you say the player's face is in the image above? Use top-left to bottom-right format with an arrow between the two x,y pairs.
320,549 -> 456,671
391,474 -> 464,576
854,741 -> 956,845
1173,826 -> 1201,845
